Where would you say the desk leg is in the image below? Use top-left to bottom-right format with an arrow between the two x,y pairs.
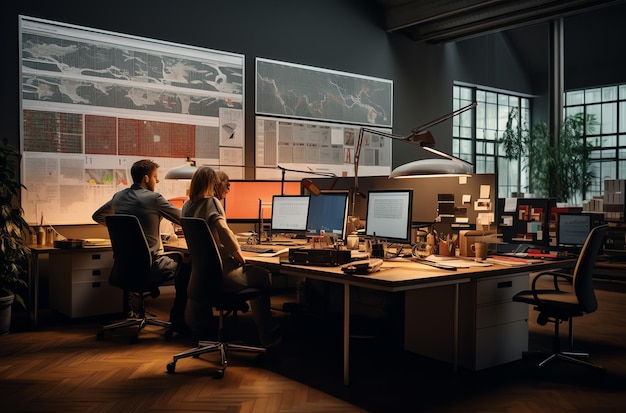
453,283 -> 459,373
343,283 -> 350,386
27,252 -> 39,327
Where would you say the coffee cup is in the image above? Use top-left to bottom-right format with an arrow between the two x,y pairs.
471,241 -> 488,261
346,234 -> 359,250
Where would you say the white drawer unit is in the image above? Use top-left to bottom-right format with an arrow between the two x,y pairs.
404,272 -> 530,371
473,273 -> 529,370
49,250 -> 123,318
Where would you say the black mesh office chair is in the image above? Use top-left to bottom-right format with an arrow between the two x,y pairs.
512,224 -> 609,369
166,217 -> 265,378
97,214 -> 183,343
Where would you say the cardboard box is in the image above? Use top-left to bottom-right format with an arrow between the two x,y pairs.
459,230 -> 497,257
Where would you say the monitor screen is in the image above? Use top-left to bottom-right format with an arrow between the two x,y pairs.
365,189 -> 413,244
305,190 -> 350,239
270,195 -> 310,234
557,213 -> 591,248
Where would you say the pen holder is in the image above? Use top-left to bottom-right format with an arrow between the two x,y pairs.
439,240 -> 454,257
370,242 -> 385,258
36,226 -> 45,246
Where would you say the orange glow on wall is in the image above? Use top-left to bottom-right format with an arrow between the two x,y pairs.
224,181 -> 302,219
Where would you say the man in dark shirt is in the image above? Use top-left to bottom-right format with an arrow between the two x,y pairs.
92,159 -> 188,333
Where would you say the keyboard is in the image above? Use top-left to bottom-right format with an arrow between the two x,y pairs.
240,244 -> 275,253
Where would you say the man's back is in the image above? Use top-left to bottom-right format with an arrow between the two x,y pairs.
93,184 -> 181,255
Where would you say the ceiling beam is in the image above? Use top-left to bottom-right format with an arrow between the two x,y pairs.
381,0 -> 625,43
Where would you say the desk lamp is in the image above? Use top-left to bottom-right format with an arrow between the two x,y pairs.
276,165 -> 338,195
352,103 -> 476,215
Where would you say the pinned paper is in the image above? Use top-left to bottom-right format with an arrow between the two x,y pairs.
504,197 -> 518,212
462,194 -> 471,204
477,213 -> 494,226
480,185 -> 490,199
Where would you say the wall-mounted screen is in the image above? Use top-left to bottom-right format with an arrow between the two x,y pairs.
305,190 -> 350,240
270,195 -> 310,234
365,189 -> 413,244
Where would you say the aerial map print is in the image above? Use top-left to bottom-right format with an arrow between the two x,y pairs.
21,27 -> 243,116
19,16 -> 245,224
256,58 -> 392,127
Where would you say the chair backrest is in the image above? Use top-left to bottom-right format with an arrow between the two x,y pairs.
180,217 -> 223,302
572,224 -> 609,313
105,214 -> 153,291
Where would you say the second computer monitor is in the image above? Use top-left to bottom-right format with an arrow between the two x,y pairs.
365,189 -> 413,244
557,212 -> 604,250
270,195 -> 310,235
305,190 -> 350,239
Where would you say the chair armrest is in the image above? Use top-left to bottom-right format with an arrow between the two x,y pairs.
160,251 -> 184,262
530,270 -> 573,301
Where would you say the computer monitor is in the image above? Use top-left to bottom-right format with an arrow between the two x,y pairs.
365,189 -> 413,244
305,190 -> 350,240
270,195 -> 310,235
556,212 -> 604,250
557,212 -> 601,249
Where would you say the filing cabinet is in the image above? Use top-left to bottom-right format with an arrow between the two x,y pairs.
473,273 -> 529,370
49,250 -> 123,318
404,271 -> 529,370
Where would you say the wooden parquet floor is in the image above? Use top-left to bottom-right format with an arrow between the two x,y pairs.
2,279 -> 626,413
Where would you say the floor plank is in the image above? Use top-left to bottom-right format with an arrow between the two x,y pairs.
2,280 -> 626,412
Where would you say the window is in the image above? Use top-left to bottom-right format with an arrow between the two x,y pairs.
453,85 -> 530,198
564,84 -> 626,199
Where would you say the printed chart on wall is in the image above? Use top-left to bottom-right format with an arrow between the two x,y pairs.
19,16 -> 245,224
255,58 -> 393,180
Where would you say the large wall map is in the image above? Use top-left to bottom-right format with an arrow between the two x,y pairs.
19,16 -> 245,224
256,58 -> 392,127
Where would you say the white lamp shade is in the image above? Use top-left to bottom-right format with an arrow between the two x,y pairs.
389,159 -> 473,178
164,164 -> 197,179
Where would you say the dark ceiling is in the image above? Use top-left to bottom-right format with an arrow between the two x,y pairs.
374,0 -> 625,44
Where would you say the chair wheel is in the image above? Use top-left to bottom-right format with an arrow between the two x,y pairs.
214,369 -> 224,379
129,335 -> 139,344
166,362 -> 176,374
164,329 -> 174,339
96,331 -> 104,340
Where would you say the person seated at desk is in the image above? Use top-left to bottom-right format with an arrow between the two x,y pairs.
182,166 -> 282,348
92,159 -> 189,333
215,170 -> 230,205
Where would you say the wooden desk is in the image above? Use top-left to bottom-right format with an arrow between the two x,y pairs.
169,239 -> 579,385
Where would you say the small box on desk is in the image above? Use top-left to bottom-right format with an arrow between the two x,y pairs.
287,248 -> 352,266
459,230 -> 497,257
54,239 -> 84,249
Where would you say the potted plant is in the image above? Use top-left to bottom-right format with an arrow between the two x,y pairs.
526,112 -> 597,204
499,111 -> 597,204
0,137 -> 30,334
498,108 -> 528,197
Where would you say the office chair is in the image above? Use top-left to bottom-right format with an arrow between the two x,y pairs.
512,224 -> 609,369
96,214 -> 183,343
166,217 -> 266,379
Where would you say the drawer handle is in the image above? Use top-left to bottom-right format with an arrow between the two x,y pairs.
497,281 -> 513,288
92,269 -> 101,276
92,282 -> 101,288
92,254 -> 101,260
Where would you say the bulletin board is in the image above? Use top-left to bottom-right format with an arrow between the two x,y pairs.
495,198 -> 557,247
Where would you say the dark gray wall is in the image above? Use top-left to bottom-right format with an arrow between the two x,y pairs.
3,0 -> 625,174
